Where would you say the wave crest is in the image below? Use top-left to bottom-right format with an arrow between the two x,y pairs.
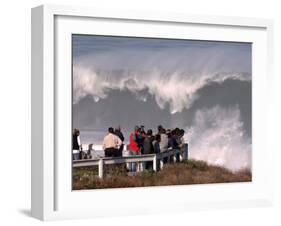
73,65 -> 250,114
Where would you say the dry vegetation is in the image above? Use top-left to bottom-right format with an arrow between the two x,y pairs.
72,159 -> 252,190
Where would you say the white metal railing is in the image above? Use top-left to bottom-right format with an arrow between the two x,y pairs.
73,143 -> 188,178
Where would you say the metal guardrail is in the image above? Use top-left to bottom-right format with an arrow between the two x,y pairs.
73,143 -> 188,178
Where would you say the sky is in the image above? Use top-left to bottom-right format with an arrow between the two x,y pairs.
72,34 -> 252,171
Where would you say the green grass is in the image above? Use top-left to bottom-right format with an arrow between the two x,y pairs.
72,159 -> 252,190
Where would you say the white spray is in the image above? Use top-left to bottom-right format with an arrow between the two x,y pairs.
185,106 -> 251,171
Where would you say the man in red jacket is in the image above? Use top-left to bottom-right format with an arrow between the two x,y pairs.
128,126 -> 141,172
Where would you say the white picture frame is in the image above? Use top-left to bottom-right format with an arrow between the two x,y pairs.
31,4 -> 274,221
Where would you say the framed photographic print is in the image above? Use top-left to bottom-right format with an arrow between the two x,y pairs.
31,4 -> 274,221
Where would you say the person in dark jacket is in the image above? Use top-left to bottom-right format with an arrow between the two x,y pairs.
114,126 -> 124,157
143,129 -> 154,154
168,129 -> 179,149
142,129 -> 154,170
157,125 -> 163,135
152,134 -> 161,154
72,128 -> 82,160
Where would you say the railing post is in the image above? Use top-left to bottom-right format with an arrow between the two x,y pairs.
173,154 -> 177,163
153,155 -> 157,171
179,153 -> 183,162
98,158 -> 104,179
160,158 -> 164,170
140,161 -> 144,172
183,143 -> 188,160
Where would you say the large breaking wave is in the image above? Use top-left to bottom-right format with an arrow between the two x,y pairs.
73,65 -> 250,114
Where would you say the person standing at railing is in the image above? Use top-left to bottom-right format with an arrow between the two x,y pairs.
157,125 -> 163,136
168,129 -> 179,149
142,129 -> 154,170
152,134 -> 161,154
173,129 -> 186,161
86,144 -> 94,159
128,126 -> 142,172
72,128 -> 82,160
114,126 -> 124,157
159,127 -> 168,152
102,127 -> 122,157
177,129 -> 186,149
158,127 -> 169,164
